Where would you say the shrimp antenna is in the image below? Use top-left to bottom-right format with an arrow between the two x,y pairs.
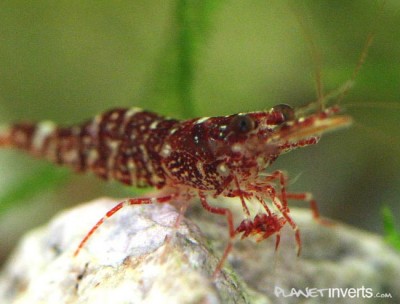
289,4 -> 324,112
337,0 -> 387,104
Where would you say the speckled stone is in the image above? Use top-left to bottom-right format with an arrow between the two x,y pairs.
0,197 -> 399,304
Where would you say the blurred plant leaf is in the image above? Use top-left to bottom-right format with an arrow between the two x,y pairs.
175,0 -> 225,117
0,164 -> 70,216
143,0 -> 225,118
382,206 -> 400,251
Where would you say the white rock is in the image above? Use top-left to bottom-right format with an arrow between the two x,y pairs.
1,197 -> 399,304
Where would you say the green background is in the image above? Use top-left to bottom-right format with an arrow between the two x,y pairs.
0,0 -> 399,265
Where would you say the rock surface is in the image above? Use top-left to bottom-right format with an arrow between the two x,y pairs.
0,197 -> 399,304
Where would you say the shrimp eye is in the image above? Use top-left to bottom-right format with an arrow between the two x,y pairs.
230,114 -> 256,133
271,104 -> 295,122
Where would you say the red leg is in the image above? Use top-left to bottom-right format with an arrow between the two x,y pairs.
255,194 -> 273,216
233,175 -> 251,217
254,195 -> 284,252
236,212 -> 286,252
73,194 -> 176,257
254,173 -> 332,226
285,192 -> 333,226
160,203 -> 189,262
268,170 -> 289,211
274,233 -> 281,252
264,185 -> 302,256
199,192 -> 235,279
253,170 -> 289,211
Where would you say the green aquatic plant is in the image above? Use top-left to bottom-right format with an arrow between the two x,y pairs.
382,206 -> 400,251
